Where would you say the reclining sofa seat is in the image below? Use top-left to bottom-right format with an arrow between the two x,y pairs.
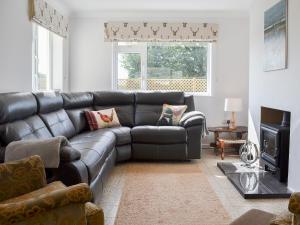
0,91 -> 204,204
132,92 -> 202,160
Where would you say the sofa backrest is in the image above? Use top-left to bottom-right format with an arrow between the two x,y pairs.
93,91 -> 135,127
34,92 -> 76,139
61,92 -> 94,133
184,95 -> 195,112
0,91 -> 195,145
135,92 -> 185,126
0,93 -> 52,145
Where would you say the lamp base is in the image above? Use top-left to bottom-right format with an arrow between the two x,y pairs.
229,112 -> 237,130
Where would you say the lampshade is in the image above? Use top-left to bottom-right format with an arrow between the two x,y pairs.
224,98 -> 243,112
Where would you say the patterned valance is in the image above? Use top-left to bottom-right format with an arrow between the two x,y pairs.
104,22 -> 218,42
29,0 -> 68,38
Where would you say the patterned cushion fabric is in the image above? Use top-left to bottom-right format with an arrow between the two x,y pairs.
9,203 -> 87,225
85,108 -> 121,130
85,202 -> 104,225
1,181 -> 66,204
0,183 -> 92,225
157,104 -> 187,126
289,193 -> 300,214
0,155 -> 46,202
270,211 -> 293,225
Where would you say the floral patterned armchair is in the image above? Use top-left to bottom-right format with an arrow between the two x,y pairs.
230,192 -> 300,225
0,155 -> 104,225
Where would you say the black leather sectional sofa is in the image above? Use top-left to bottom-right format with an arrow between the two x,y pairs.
0,91 -> 205,203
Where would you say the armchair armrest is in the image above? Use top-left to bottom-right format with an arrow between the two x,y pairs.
60,146 -> 81,162
0,183 -> 92,225
289,192 -> 300,214
179,111 -> 205,128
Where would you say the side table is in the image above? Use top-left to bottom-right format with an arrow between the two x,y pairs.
208,126 -> 248,160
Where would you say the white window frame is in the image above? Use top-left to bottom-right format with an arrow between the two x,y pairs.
32,23 -> 65,92
112,42 -> 213,96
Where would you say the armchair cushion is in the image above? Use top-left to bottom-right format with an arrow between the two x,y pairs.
0,155 -> 46,202
0,183 -> 92,225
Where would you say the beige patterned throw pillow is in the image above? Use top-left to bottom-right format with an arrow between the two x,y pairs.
85,108 -> 121,130
157,104 -> 187,126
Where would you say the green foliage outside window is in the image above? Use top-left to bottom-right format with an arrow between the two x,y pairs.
120,43 -> 208,79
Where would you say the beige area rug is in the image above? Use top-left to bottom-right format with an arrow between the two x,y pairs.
114,162 -> 231,225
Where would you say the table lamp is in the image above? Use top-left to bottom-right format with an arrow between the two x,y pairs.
224,98 -> 243,130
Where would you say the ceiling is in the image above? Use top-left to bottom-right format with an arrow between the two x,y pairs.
56,0 -> 254,14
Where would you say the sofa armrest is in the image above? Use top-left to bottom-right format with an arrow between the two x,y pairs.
0,183 -> 92,225
179,111 -> 205,128
60,146 -> 81,162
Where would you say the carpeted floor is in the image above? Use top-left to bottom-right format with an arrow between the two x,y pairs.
114,162 -> 231,225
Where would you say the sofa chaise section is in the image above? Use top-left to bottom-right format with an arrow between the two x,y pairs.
34,92 -> 117,203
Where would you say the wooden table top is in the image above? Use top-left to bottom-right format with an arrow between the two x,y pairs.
208,126 -> 248,133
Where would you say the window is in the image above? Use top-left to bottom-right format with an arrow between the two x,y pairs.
113,42 -> 212,95
32,24 -> 64,91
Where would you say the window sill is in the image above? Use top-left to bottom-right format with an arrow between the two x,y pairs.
186,92 -> 212,97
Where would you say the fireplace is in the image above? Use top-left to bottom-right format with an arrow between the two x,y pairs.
260,107 -> 291,183
216,107 -> 291,199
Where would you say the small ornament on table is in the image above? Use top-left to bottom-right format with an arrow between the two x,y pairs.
226,120 -> 231,129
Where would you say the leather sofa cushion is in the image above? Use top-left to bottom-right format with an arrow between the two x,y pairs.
135,105 -> 162,126
70,129 -> 114,143
70,130 -> 116,182
34,92 -> 63,114
93,92 -> 135,127
107,127 -> 131,146
62,92 -> 93,109
184,95 -> 195,112
66,107 -> 93,134
135,92 -> 185,126
0,93 -> 37,124
131,126 -> 186,144
0,115 -> 52,145
115,145 -> 131,162
40,109 -> 76,139
135,92 -> 185,105
71,127 -> 130,146
93,91 -> 135,105
132,143 -> 187,160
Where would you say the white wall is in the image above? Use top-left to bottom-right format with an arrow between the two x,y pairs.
0,0 -> 70,93
0,0 -> 33,92
249,0 -> 300,191
69,11 -> 250,136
